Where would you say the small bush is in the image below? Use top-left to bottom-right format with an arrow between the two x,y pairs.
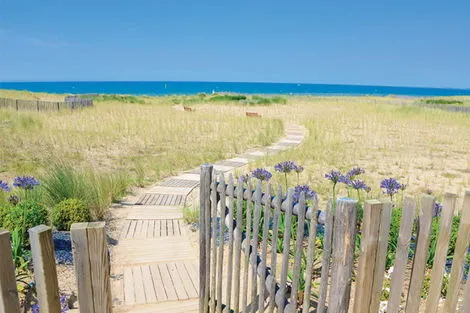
209,94 -> 247,102
87,94 -> 146,104
0,205 -> 9,227
423,99 -> 464,105
183,206 -> 199,225
52,198 -> 91,231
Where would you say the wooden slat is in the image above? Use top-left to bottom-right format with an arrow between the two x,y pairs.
176,262 -> 198,298
124,267 -> 135,305
258,184 -> 272,313
158,263 -> 178,301
0,229 -> 21,313
210,176 -> 218,313
233,176 -> 244,313
29,225 -> 61,313
317,200 -> 334,313
405,195 -> 435,313
168,219 -> 174,236
133,265 -> 147,304
268,186 -> 282,313
184,261 -> 200,295
147,220 -> 155,238
121,220 -> 131,239
155,220 -> 161,237
250,180 -> 263,312
387,197 -> 416,313
289,192 -> 307,311
127,221 -> 137,239
142,265 -> 158,303
425,193 -> 457,313
216,174 -> 226,313
168,263 -> 189,300
302,201 -> 319,313
241,182 -> 254,312
328,198 -> 358,313
225,175 -> 235,311
353,200 -> 383,313
150,264 -> 168,302
278,189 -> 294,313
444,190 -> 470,313
369,200 -> 392,313
142,220 -> 150,238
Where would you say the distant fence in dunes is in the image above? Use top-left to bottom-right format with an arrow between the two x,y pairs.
0,96 -> 93,112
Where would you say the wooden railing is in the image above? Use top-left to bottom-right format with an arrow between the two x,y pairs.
0,97 -> 93,112
0,222 -> 111,313
198,164 -> 470,313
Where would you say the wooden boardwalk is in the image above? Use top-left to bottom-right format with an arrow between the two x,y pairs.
111,124 -> 306,313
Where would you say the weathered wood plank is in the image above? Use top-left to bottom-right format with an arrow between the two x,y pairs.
133,265 -> 147,304
258,184 -> 271,313
405,195 -> 435,313
216,174 -> 226,313
250,180 -> 263,313
241,182 -> 254,312
233,176 -> 244,313
184,261 -> 200,296
168,262 -> 189,300
29,225 -> 61,313
200,164 -> 212,313
158,263 -> 178,301
302,201 -> 319,313
387,196 -> 416,313
210,174 -> 218,312
150,264 -> 168,302
225,175 -> 235,312
268,186 -> 282,313
0,229 -> 21,313
141,265 -> 157,303
328,198 -> 358,313
317,200 -> 334,313
177,262 -> 198,298
444,190 -> 470,313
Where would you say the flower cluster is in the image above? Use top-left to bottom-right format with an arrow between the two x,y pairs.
274,161 -> 299,174
0,180 -> 10,192
346,167 -> 365,179
13,176 -> 40,190
251,168 -> 272,181
349,179 -> 370,191
325,168 -> 370,192
324,170 -> 343,184
380,178 -> 402,197
293,184 -> 317,202
32,294 -> 69,312
433,202 -> 443,217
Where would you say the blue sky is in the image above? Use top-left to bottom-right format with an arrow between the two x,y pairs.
0,0 -> 469,88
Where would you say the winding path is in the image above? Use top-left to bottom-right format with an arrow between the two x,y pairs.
112,123 -> 307,313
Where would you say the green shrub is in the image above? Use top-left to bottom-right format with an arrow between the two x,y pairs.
183,206 -> 199,225
423,99 -> 464,105
52,198 -> 91,231
209,94 -> 247,102
427,214 -> 460,267
0,205 -> 9,227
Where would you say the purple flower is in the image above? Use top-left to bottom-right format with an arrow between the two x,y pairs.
13,176 -> 40,190
339,175 -> 351,185
251,168 -> 272,181
380,178 -> 402,197
346,167 -> 365,178
274,161 -> 298,174
0,180 -> 10,192
324,170 -> 343,184
349,179 -> 370,191
293,184 -> 317,202
33,294 -> 70,312
294,165 -> 304,173
239,174 -> 249,183
433,202 -> 443,217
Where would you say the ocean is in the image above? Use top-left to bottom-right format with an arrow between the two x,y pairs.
0,81 -> 469,97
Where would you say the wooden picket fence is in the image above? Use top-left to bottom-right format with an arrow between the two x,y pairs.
0,222 -> 111,313
0,96 -> 93,112
198,165 -> 470,313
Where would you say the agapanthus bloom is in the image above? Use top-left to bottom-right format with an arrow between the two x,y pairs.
339,175 -> 351,185
251,168 -> 272,181
294,165 -> 304,173
346,167 -> 365,178
293,184 -> 317,202
0,180 -> 10,192
274,161 -> 298,174
380,178 -> 402,197
13,176 -> 40,190
433,202 -> 443,217
349,179 -> 370,191
324,170 -> 343,184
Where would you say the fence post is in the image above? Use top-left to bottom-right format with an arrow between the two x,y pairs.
71,222 -> 111,313
329,198 -> 358,313
15,99 -> 18,111
199,164 -> 213,313
29,225 -> 61,313
0,229 -> 21,313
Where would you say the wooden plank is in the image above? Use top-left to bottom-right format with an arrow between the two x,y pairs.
328,198 -> 358,313
121,219 -> 131,239
0,229 -> 21,313
142,220 -> 150,238
158,263 -> 178,301
225,175 -> 235,311
150,264 -> 168,302
155,220 -> 161,237
289,192 -> 307,311
142,265 -> 158,303
127,220 -> 137,239
210,176 -> 218,313
87,222 -> 112,313
147,220 -> 155,238
387,196 -> 416,313
258,184 -> 272,313
250,180 -> 263,313
405,195 -> 435,313
317,200 -> 334,313
425,193 -> 457,313
168,219 -> 174,236
278,189 -> 294,313
168,263 -> 189,300
268,186 -> 282,313
302,201 -> 319,313
184,261 -> 200,296
71,223 -> 95,312
133,265 -> 147,304
124,267 -> 135,305
176,262 -> 198,298
29,225 -> 61,313
353,200 -> 383,313
241,182 -> 254,312
216,174 -> 226,313
444,190 -> 470,313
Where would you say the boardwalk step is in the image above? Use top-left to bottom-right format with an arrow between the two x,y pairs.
136,193 -> 184,206
121,219 -> 187,239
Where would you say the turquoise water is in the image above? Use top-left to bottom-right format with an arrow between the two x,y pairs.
1,81 -> 469,96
